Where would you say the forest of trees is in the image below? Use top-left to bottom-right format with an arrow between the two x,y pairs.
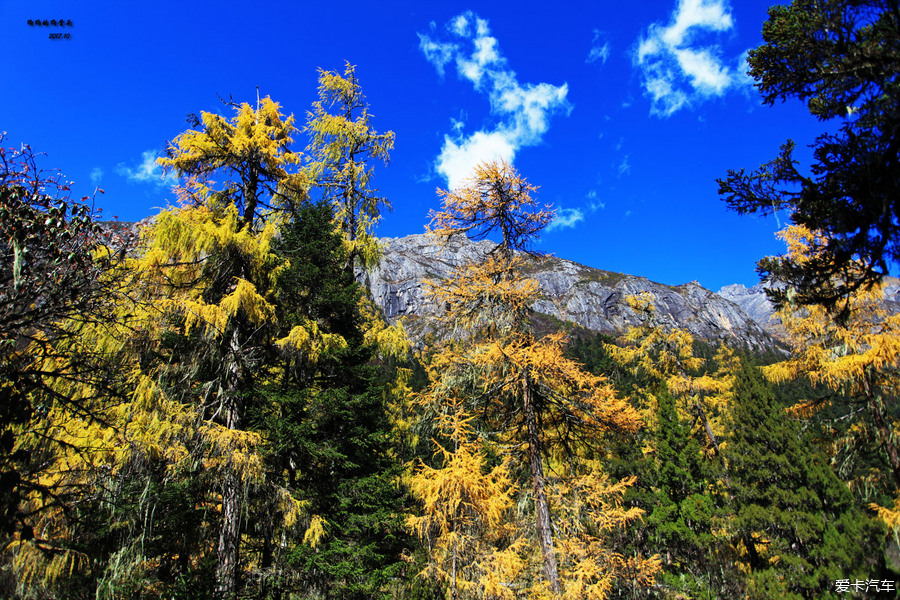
1,1 -> 899,598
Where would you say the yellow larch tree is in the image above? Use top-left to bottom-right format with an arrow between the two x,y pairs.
408,161 -> 659,598
604,292 -> 737,458
306,62 -> 395,270
150,96 -> 317,597
761,225 -> 900,535
406,391 -> 523,600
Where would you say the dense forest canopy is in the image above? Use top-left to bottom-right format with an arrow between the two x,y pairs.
2,1 -> 899,598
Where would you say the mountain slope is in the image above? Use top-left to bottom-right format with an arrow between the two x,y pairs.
719,278 -> 900,341
362,234 -> 778,350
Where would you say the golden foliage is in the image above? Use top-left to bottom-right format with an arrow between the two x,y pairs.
276,319 -> 348,362
426,253 -> 540,340
482,333 -> 643,435
608,293 -> 704,395
302,514 -> 328,549
359,295 -> 411,360
550,468 -> 661,600
306,62 -> 393,270
409,160 -> 657,598
763,225 -> 900,490
763,225 -> 900,395
406,397 -> 522,599
605,293 -> 736,447
870,493 -> 900,549
427,160 -> 553,254
158,96 -> 308,221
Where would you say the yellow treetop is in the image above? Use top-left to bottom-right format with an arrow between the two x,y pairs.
306,62 -> 394,270
428,160 -> 554,255
158,96 -> 308,228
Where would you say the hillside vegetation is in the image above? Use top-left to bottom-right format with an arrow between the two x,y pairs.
2,2 -> 900,596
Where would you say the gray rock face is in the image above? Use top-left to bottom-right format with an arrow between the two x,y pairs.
362,234 -> 778,350
719,278 -> 900,340
717,283 -> 782,333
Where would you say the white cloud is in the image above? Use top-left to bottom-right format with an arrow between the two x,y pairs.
587,30 -> 611,64
643,73 -> 689,116
618,155 -> 631,177
419,12 -> 571,188
635,0 -> 746,116
90,167 -> 103,185
418,31 -> 457,78
661,0 -> 732,46
586,190 -> 605,211
117,150 -> 177,187
674,47 -> 731,93
451,14 -> 469,36
436,130 -> 516,191
546,207 -> 584,231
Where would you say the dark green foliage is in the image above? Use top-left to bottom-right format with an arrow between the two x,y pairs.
564,332 -> 641,394
607,387 -> 741,600
256,201 -> 406,599
276,202 -> 367,345
648,390 -> 718,573
725,361 -> 883,599
718,0 -> 900,315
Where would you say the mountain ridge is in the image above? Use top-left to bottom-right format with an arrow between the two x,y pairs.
363,233 -> 781,351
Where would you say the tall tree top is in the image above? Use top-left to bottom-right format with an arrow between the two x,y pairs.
306,62 -> 394,270
719,0 -> 900,315
428,160 -> 554,256
158,96 -> 308,229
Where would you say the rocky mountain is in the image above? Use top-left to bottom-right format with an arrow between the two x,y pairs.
719,278 -> 900,340
116,220 -> 896,352
361,234 -> 780,351
717,283 -> 782,337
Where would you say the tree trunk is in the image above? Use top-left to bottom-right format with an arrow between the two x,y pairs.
215,327 -> 248,598
216,472 -> 241,598
523,372 -> 560,595
693,400 -> 723,458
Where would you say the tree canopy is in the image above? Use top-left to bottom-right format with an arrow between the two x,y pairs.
718,0 -> 900,314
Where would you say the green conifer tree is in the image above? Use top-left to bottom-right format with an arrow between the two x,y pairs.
257,200 -> 405,599
644,387 -> 737,598
725,361 -> 881,599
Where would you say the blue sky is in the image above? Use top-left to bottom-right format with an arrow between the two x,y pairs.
2,0 -> 827,292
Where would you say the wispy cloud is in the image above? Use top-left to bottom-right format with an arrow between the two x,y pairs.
546,207 -> 584,232
586,30 -> 611,64
419,35 -> 456,78
586,190 -> 606,211
90,167 -> 103,185
635,0 -> 750,116
618,155 -> 631,177
116,151 -> 177,187
419,11 -> 571,189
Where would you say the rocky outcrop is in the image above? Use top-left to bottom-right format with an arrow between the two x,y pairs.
717,283 -> 782,336
361,234 -> 779,351
719,278 -> 900,341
